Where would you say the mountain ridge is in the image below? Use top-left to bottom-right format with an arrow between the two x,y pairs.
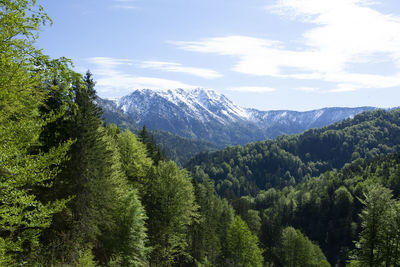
101,88 -> 376,146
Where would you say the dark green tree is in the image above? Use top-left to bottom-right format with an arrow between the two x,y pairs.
351,184 -> 400,267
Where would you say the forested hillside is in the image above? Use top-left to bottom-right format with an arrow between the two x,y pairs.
186,109 -> 400,197
218,152 -> 400,265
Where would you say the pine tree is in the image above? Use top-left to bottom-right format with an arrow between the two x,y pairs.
36,71 -> 113,264
139,125 -> 165,164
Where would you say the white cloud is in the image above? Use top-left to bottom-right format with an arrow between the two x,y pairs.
329,84 -> 358,93
173,0 -> 400,92
140,61 -> 223,79
296,87 -> 320,93
228,86 -> 276,93
86,57 -> 196,98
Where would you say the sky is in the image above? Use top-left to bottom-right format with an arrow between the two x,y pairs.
37,0 -> 400,111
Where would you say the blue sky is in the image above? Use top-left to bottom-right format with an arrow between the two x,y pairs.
37,0 -> 400,111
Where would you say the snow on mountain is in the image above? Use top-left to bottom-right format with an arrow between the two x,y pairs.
117,88 -> 249,125
102,88 -> 376,146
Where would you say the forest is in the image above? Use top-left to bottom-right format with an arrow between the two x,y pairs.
1,1 -> 400,266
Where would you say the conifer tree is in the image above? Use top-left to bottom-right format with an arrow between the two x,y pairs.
351,184 -> 400,267
143,161 -> 199,265
139,125 -> 165,164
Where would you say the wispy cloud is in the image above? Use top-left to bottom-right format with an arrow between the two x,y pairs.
140,61 -> 223,79
228,86 -> 276,93
172,0 -> 400,93
112,0 -> 136,10
86,57 -> 196,98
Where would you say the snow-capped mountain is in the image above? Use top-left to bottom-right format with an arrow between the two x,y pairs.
101,88 -> 375,146
247,107 -> 376,138
115,88 -> 264,146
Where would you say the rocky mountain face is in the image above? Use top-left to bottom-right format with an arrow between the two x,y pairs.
100,88 -> 375,146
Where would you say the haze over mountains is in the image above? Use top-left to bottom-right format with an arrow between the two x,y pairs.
100,88 -> 375,147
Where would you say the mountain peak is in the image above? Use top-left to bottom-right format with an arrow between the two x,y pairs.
104,88 -> 376,146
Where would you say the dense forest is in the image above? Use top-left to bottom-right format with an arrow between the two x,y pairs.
1,1 -> 400,266
186,109 -> 400,197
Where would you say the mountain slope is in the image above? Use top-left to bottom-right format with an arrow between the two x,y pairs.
109,88 -> 375,146
185,108 -> 400,197
97,97 -> 218,165
117,88 -> 265,146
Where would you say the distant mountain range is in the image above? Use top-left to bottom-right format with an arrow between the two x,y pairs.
99,88 -> 375,147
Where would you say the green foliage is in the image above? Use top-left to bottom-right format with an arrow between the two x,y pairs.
350,184 -> 400,267
37,72 -> 150,266
138,125 -> 166,164
109,190 -> 149,267
226,216 -> 264,267
279,226 -> 329,267
186,109 -> 400,198
77,248 -> 98,267
0,0 -> 72,263
116,128 -> 153,188
151,130 -> 218,166
190,170 -> 235,265
143,161 -> 199,265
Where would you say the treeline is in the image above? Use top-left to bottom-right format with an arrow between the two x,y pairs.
186,108 -> 400,198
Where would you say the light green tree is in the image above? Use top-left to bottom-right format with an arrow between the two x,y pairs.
280,226 -> 329,267
116,128 -> 153,189
0,0 -> 71,264
226,216 -> 264,267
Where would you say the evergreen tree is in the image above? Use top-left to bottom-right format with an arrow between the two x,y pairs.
139,125 -> 165,164
143,161 -> 199,265
190,171 -> 235,265
351,184 -> 400,267
37,71 -> 149,265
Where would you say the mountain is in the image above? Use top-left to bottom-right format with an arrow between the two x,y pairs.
96,96 -> 219,165
247,107 -> 376,138
116,88 -> 265,146
104,88 -> 375,146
